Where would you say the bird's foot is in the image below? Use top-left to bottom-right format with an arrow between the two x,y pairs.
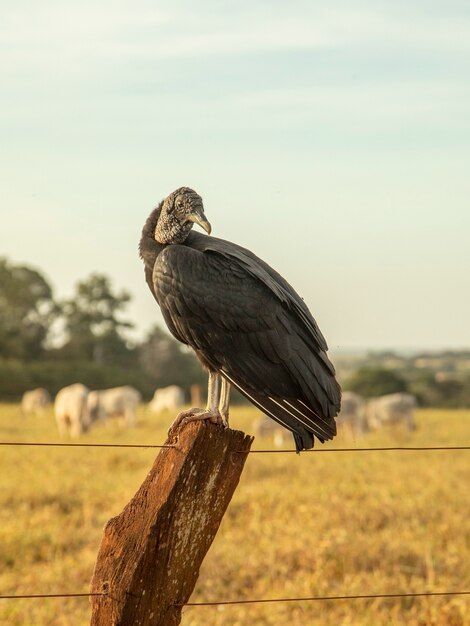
219,411 -> 229,429
168,407 -> 224,441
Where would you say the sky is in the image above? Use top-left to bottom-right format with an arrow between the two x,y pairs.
1,0 -> 469,350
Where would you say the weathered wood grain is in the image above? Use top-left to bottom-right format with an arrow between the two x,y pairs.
89,421 -> 253,626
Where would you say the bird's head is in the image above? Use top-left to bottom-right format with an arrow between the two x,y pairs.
154,187 -> 212,244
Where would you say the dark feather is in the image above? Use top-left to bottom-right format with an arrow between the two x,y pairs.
143,230 -> 341,452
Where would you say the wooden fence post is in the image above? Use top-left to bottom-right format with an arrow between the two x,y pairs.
190,384 -> 202,407
89,421 -> 253,626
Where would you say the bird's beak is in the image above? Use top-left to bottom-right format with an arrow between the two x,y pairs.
187,208 -> 212,235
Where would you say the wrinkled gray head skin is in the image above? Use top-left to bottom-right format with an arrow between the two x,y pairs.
154,187 -> 212,244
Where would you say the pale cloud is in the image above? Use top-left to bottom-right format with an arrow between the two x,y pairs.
233,81 -> 470,128
1,1 -> 470,72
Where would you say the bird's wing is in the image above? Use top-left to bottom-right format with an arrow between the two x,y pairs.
153,240 -> 341,450
187,232 -> 333,358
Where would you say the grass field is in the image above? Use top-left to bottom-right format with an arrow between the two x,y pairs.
1,404 -> 469,626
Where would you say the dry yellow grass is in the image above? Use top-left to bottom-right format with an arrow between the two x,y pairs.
1,403 -> 469,626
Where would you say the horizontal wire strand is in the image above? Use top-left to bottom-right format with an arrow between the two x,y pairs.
249,445 -> 470,453
181,590 -> 470,606
0,442 -> 174,449
2,435 -> 469,607
0,592 -> 105,599
1,590 -> 469,603
0,441 -> 470,452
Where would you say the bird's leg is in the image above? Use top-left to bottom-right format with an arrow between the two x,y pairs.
205,370 -> 220,418
218,377 -> 231,428
168,371 -> 223,439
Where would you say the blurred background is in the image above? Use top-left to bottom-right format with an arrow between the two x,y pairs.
1,0 -> 469,404
1,2 -> 469,625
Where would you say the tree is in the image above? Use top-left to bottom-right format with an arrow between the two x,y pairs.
346,367 -> 408,398
61,273 -> 133,363
409,373 -> 470,408
138,325 -> 206,390
0,257 -> 57,359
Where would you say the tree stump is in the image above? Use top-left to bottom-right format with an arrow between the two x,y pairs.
90,421 -> 253,626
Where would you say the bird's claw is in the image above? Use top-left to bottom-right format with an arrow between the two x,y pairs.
167,408 -> 226,442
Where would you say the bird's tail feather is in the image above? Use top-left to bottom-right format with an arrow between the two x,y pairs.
221,371 -> 335,452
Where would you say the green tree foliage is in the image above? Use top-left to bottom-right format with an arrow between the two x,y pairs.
409,372 -> 470,408
0,359 -> 156,401
60,273 -> 133,364
0,258 -> 57,359
139,325 -> 206,389
3,257 -> 469,408
346,367 -> 408,398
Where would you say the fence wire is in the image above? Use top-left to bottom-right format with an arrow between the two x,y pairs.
0,441 -> 173,449
182,590 -> 470,606
1,589 -> 469,604
0,593 -> 103,599
1,441 -> 470,452
2,439 -> 469,610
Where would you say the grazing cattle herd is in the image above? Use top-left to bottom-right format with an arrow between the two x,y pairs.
364,392 -> 417,432
20,384 -> 418,442
87,386 -> 142,428
21,387 -> 51,415
336,391 -> 365,436
252,414 -> 289,448
21,383 -> 184,437
54,383 -> 91,437
336,391 -> 417,436
148,385 -> 185,413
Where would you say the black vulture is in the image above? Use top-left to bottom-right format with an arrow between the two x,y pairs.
139,187 -> 341,451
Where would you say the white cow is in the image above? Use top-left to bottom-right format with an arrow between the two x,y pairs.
365,393 -> 417,432
87,386 -> 141,428
54,383 -> 90,437
253,414 -> 288,448
148,385 -> 185,413
21,388 -> 51,415
336,391 -> 365,436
